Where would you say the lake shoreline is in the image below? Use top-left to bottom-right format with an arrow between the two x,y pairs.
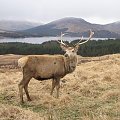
0,37 -> 115,44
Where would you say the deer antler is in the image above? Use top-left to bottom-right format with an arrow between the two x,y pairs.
76,30 -> 94,46
75,36 -> 83,45
57,32 -> 68,46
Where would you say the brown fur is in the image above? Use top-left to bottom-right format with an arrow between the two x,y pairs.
18,30 -> 93,103
18,54 -> 77,103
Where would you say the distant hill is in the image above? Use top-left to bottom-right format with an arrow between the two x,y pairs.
0,18 -> 120,38
23,17 -> 120,38
0,29 -> 7,33
0,20 -> 42,31
104,21 -> 120,34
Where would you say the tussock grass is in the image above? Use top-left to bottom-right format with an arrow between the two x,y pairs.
0,54 -> 120,120
0,103 -> 44,120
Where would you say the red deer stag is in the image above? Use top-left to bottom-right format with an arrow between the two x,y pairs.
18,30 -> 94,103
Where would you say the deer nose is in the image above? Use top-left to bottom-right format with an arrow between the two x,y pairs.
64,54 -> 68,57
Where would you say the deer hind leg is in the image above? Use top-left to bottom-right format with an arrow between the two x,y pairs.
50,79 -> 56,96
18,80 -> 24,104
24,78 -> 31,101
18,74 -> 32,103
55,78 -> 60,98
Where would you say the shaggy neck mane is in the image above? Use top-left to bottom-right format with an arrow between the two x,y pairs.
64,56 -> 77,74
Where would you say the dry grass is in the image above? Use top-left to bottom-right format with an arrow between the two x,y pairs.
0,103 -> 44,120
0,54 -> 120,120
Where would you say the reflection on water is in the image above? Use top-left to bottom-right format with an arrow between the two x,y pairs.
0,37 -> 109,44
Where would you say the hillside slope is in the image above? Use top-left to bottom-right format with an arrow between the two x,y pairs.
0,20 -> 42,31
104,21 -> 120,34
0,54 -> 120,120
24,17 -> 120,38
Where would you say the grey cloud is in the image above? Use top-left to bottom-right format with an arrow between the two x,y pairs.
0,0 -> 119,24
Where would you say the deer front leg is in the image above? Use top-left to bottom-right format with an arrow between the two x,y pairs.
55,78 -> 60,98
50,79 -> 56,96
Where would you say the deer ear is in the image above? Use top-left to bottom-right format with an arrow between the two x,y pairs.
60,44 -> 68,51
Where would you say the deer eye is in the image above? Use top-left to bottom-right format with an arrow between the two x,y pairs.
72,50 -> 75,53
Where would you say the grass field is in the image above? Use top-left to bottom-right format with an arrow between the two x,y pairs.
0,54 -> 120,120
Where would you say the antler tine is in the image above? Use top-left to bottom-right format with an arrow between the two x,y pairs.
77,30 -> 94,45
57,32 -> 68,46
75,36 -> 84,46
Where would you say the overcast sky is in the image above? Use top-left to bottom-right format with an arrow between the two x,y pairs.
0,0 -> 120,24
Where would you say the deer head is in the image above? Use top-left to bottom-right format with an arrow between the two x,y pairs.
58,30 -> 94,58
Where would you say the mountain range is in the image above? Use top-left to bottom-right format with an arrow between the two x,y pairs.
23,17 -> 120,38
0,20 -> 42,31
0,17 -> 120,38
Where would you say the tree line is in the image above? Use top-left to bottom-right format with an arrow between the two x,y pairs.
0,39 -> 120,57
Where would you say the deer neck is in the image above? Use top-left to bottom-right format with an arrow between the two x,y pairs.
64,55 -> 77,74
